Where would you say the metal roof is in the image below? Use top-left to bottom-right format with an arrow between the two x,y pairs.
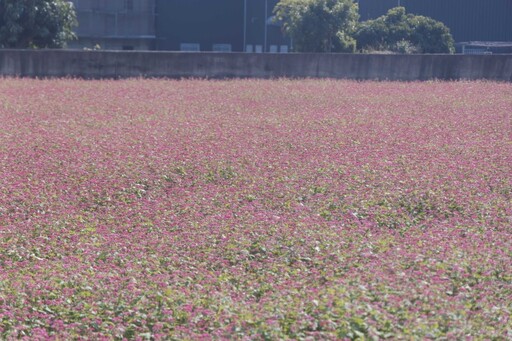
459,41 -> 512,47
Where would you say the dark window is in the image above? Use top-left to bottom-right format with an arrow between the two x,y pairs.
122,45 -> 134,50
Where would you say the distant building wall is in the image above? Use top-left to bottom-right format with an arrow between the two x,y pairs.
67,0 -> 511,51
69,0 -> 156,50
244,0 -> 290,53
1,50 -> 511,82
357,0 -> 398,20
155,0 -> 290,52
155,0 -> 244,51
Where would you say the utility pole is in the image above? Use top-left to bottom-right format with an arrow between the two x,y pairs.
264,0 -> 268,52
243,0 -> 247,52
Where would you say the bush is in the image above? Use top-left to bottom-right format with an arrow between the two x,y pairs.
274,0 -> 359,53
355,7 -> 454,54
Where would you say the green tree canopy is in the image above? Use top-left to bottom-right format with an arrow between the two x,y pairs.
355,7 -> 454,54
0,0 -> 77,48
274,0 -> 359,53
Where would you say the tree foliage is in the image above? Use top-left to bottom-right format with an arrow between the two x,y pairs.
274,0 -> 359,53
0,0 -> 77,48
355,7 -> 454,54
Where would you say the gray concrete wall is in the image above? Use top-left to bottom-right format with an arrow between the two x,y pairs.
1,49 -> 511,81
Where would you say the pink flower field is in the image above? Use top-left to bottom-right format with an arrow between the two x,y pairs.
0,78 -> 511,339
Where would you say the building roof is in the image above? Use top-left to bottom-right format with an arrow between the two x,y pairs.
458,41 -> 512,48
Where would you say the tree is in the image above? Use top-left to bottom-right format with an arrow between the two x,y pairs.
355,7 -> 454,54
274,0 -> 359,53
408,15 -> 455,54
0,0 -> 77,49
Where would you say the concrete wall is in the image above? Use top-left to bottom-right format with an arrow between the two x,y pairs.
1,49 -> 511,81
